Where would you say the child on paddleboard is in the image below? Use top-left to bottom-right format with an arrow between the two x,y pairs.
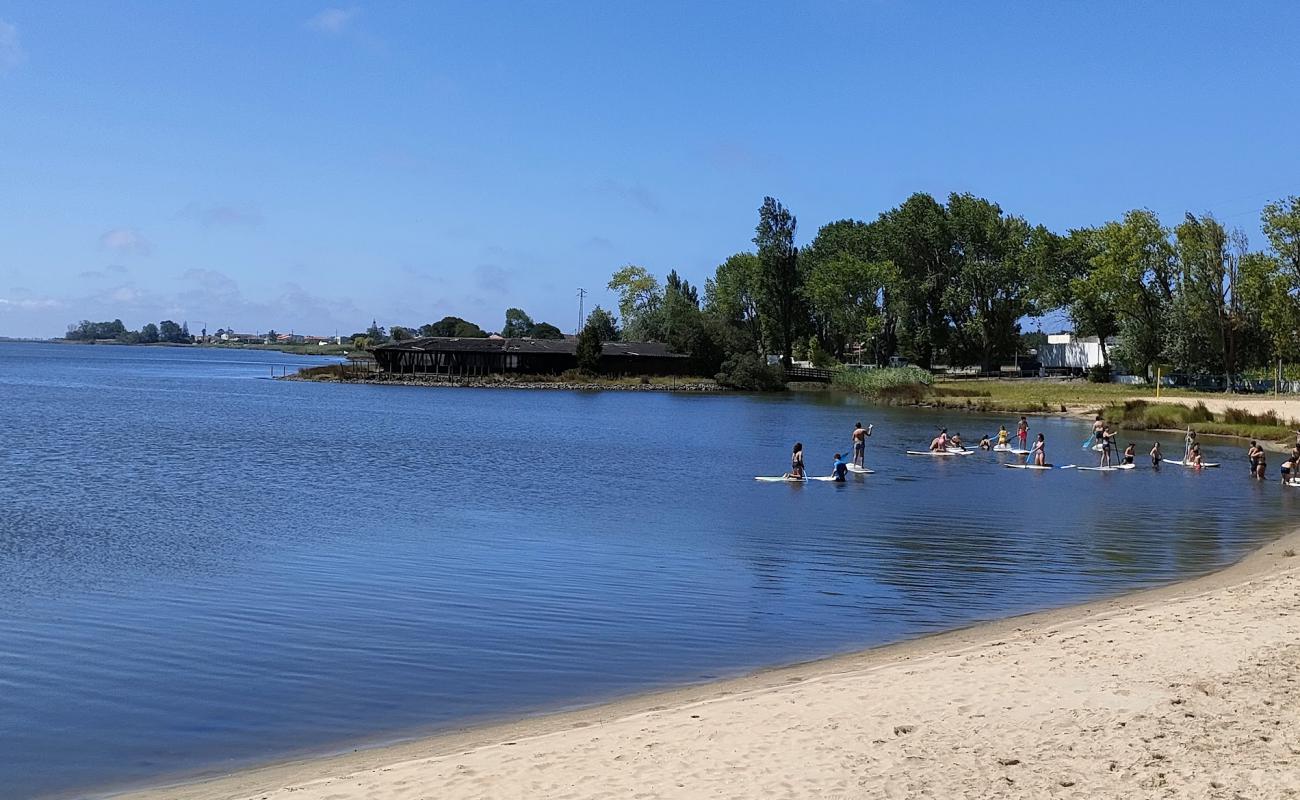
1017,417 -> 1029,449
979,434 -> 992,451
997,425 -> 1010,448
930,428 -> 949,452
832,453 -> 849,482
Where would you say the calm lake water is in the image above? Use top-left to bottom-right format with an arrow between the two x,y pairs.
1,342 -> 1295,798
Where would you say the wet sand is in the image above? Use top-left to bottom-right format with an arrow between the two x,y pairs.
111,531 -> 1300,800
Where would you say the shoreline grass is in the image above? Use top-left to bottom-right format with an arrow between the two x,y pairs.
1099,399 -> 1296,444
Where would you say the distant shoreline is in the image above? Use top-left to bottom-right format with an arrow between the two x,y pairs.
281,371 -> 728,393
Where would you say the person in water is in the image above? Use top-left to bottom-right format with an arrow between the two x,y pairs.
831,453 -> 849,482
979,434 -> 993,451
1031,432 -> 1047,467
1017,416 -> 1029,449
1248,440 -> 1263,477
950,432 -> 964,449
997,425 -> 1010,448
851,421 -> 873,467
788,442 -> 805,479
1282,455 -> 1294,485
1123,442 -> 1136,466
1150,441 -> 1163,467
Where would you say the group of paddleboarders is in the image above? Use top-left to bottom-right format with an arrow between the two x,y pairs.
784,421 -> 874,482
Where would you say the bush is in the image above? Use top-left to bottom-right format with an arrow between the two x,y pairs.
715,353 -> 787,391
832,366 -> 933,396
1186,401 -> 1213,423
1087,364 -> 1112,383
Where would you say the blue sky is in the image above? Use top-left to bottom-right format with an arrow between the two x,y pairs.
1,1 -> 1297,338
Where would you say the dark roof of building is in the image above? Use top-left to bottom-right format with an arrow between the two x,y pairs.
372,336 -> 686,358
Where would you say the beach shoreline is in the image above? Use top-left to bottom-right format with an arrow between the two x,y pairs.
103,527 -> 1300,800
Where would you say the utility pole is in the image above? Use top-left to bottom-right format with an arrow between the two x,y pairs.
576,288 -> 587,334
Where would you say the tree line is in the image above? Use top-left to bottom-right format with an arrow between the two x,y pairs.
66,319 -> 192,344
569,192 -> 1300,388
354,309 -> 565,348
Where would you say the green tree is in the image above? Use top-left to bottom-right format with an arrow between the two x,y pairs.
800,219 -> 891,362
943,194 -> 1037,371
608,265 -> 663,340
139,322 -> 159,343
575,308 -> 616,373
1090,210 -> 1175,379
529,322 -> 564,339
704,252 -> 762,352
1237,252 -> 1300,373
877,193 -> 956,368
418,316 -> 486,338
582,306 -> 619,341
502,308 -> 535,338
158,320 -> 188,343
753,197 -> 803,366
390,325 -> 416,341
1261,196 -> 1300,280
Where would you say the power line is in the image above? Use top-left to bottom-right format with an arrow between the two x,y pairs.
576,288 -> 587,334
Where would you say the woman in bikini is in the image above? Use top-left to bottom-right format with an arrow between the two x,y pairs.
1032,433 -> 1047,467
788,442 -> 805,480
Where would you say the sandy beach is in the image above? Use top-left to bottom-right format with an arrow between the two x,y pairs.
107,528 -> 1300,800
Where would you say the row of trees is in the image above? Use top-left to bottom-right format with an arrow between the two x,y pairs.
66,319 -> 192,344
577,193 -> 1300,386
360,309 -> 566,347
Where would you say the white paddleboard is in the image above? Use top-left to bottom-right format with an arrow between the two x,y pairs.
945,447 -> 974,454
809,475 -> 849,482
1004,463 -> 1055,470
1077,464 -> 1136,472
846,464 -> 874,474
1286,479 -> 1300,488
907,450 -> 958,456
992,444 -> 1016,452
755,476 -> 806,483
1162,459 -> 1221,468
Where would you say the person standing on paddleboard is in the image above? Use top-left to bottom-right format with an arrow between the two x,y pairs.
1031,433 -> 1047,467
1091,415 -> 1105,447
1099,427 -> 1117,468
851,422 -> 872,467
1017,417 -> 1029,450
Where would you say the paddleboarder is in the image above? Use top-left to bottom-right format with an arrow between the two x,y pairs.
1017,416 -> 1029,450
831,453 -> 849,482
1123,442 -> 1136,466
788,442 -> 805,480
851,421 -> 873,467
1031,432 -> 1047,467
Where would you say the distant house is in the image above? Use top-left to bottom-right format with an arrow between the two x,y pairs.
1037,334 -> 1115,371
371,337 -> 690,376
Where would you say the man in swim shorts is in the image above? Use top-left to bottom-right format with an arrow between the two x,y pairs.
851,421 -> 872,467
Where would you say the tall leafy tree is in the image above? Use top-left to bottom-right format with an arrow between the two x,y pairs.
529,322 -> 565,339
752,197 -> 802,366
944,193 -> 1036,371
418,316 -> 486,338
607,265 -> 662,340
800,219 -> 891,361
1170,213 -> 1248,384
501,308 -> 535,338
1090,210 -> 1175,379
705,252 -> 763,352
877,193 -> 955,368
1261,196 -> 1300,280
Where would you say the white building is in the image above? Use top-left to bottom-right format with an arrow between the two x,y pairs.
1037,334 -> 1114,370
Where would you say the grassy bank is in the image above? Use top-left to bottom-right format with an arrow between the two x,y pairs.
290,364 -> 721,390
920,379 -> 1228,414
1099,400 -> 1296,444
831,366 -> 933,401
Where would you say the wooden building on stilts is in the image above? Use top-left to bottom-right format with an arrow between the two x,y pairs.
370,337 -> 691,377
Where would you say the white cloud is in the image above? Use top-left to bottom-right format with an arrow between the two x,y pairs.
99,228 -> 153,256
0,19 -> 23,72
0,296 -> 63,311
306,7 -> 358,35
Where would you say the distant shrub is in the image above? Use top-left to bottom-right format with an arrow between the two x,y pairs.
715,353 -> 787,391
1186,401 -> 1213,423
1087,364 -> 1112,383
833,366 -> 933,397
